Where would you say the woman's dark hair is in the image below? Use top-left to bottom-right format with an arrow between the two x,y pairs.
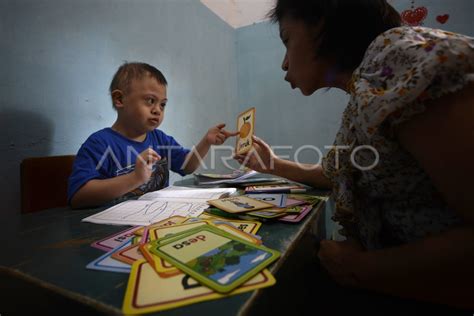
269,0 -> 401,72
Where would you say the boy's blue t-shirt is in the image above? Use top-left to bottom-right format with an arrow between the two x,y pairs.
68,128 -> 191,203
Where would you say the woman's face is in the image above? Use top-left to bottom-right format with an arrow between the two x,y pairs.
279,17 -> 333,95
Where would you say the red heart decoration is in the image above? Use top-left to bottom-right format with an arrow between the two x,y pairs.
401,6 -> 428,26
436,14 -> 449,24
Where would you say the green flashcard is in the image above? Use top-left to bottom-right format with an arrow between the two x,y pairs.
149,225 -> 279,293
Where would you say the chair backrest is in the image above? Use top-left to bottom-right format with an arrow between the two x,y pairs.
20,155 -> 76,213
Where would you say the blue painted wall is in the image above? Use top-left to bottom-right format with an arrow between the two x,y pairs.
1,0 -> 473,220
0,0 -> 238,216
235,0 -> 474,239
237,24 -> 349,165
236,0 -> 474,163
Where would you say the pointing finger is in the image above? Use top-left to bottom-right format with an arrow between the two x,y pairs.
223,130 -> 240,137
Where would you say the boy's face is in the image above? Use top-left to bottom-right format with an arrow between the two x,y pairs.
115,75 -> 167,134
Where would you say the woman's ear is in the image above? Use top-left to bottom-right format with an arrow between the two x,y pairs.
111,90 -> 125,109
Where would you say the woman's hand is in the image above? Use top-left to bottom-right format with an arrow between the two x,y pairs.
234,135 -> 278,173
318,239 -> 365,287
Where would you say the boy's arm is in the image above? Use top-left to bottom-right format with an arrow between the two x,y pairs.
70,172 -> 143,208
182,123 -> 238,174
71,148 -> 160,208
182,136 -> 212,174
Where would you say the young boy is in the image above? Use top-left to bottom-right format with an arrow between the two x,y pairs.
68,62 -> 237,208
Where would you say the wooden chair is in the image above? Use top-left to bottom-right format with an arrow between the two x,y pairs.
20,155 -> 76,213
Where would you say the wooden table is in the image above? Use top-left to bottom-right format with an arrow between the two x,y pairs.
0,178 -> 329,315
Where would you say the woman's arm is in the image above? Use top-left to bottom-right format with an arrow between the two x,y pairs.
320,83 -> 474,309
271,158 -> 332,189
364,81 -> 474,308
234,136 -> 332,189
354,226 -> 474,309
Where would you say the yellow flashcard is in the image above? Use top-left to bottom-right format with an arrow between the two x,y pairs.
111,243 -> 143,265
122,260 -> 275,314
149,221 -> 209,241
235,107 -> 255,155
207,195 -> 273,214
142,222 -> 212,278
140,242 -> 181,278
133,215 -> 188,236
210,222 -> 262,245
195,213 -> 263,234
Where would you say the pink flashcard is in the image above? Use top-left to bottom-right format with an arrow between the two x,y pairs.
284,198 -> 306,207
278,205 -> 313,223
91,226 -> 141,252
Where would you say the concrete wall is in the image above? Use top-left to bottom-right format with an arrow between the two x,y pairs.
235,0 -> 474,238
1,0 -> 473,220
0,0 -> 238,216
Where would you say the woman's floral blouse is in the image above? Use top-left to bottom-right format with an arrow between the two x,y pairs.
322,27 -> 474,250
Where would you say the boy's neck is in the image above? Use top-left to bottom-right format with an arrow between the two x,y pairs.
111,121 -> 147,142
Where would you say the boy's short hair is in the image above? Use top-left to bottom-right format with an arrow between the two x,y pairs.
109,62 -> 168,108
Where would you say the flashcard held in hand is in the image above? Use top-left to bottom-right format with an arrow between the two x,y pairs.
235,107 -> 255,155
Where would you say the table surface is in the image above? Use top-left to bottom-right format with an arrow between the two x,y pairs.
0,177 -> 329,315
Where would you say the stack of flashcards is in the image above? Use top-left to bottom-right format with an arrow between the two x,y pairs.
229,178 -> 289,186
206,193 -> 326,222
244,183 -> 309,194
86,213 -> 279,314
206,193 -> 326,223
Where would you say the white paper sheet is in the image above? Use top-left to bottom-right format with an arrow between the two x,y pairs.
82,187 -> 236,226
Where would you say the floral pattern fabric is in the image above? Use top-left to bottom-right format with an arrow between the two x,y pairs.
322,27 -> 474,250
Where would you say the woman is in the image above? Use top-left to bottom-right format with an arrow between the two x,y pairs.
235,0 -> 474,309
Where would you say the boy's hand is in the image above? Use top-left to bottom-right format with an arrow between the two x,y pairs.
206,123 -> 239,145
133,148 -> 161,184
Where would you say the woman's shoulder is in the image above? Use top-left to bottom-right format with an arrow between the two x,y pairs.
360,26 -> 473,69
378,25 -> 463,40
350,26 -> 474,137
381,25 -> 470,40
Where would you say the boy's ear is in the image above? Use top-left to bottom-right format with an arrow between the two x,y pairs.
111,90 -> 125,108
